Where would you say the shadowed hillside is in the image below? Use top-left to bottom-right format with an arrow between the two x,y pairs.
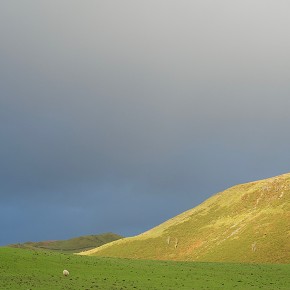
9,232 -> 123,253
80,173 -> 290,263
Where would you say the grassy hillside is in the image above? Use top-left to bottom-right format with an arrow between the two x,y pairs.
81,173 -> 290,263
0,247 -> 289,289
9,232 -> 123,253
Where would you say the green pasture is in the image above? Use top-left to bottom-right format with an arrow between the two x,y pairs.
0,247 -> 289,289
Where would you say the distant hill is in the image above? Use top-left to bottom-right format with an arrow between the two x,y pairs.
80,173 -> 290,264
9,232 -> 123,253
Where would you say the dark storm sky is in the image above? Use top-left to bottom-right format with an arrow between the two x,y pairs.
1,0 -> 290,245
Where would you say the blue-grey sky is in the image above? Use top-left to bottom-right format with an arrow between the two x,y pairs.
1,0 -> 290,245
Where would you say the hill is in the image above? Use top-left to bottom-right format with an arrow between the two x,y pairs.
80,173 -> 290,263
9,232 -> 123,253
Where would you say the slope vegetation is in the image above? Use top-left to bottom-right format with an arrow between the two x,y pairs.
80,173 -> 290,263
9,232 -> 123,253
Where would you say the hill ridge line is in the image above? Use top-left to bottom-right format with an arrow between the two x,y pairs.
79,172 -> 290,263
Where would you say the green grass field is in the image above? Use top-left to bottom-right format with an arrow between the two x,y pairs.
0,247 -> 289,289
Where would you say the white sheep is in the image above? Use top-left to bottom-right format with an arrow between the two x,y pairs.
63,270 -> 69,276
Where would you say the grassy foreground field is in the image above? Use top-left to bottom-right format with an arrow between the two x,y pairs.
0,247 -> 289,289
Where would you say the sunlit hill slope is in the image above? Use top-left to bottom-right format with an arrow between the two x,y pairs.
80,173 -> 290,263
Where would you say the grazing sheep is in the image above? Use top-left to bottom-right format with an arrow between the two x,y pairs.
63,270 -> 69,276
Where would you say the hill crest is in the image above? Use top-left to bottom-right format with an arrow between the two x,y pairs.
80,173 -> 290,263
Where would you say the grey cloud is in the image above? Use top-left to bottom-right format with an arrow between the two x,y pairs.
1,1 -> 290,244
